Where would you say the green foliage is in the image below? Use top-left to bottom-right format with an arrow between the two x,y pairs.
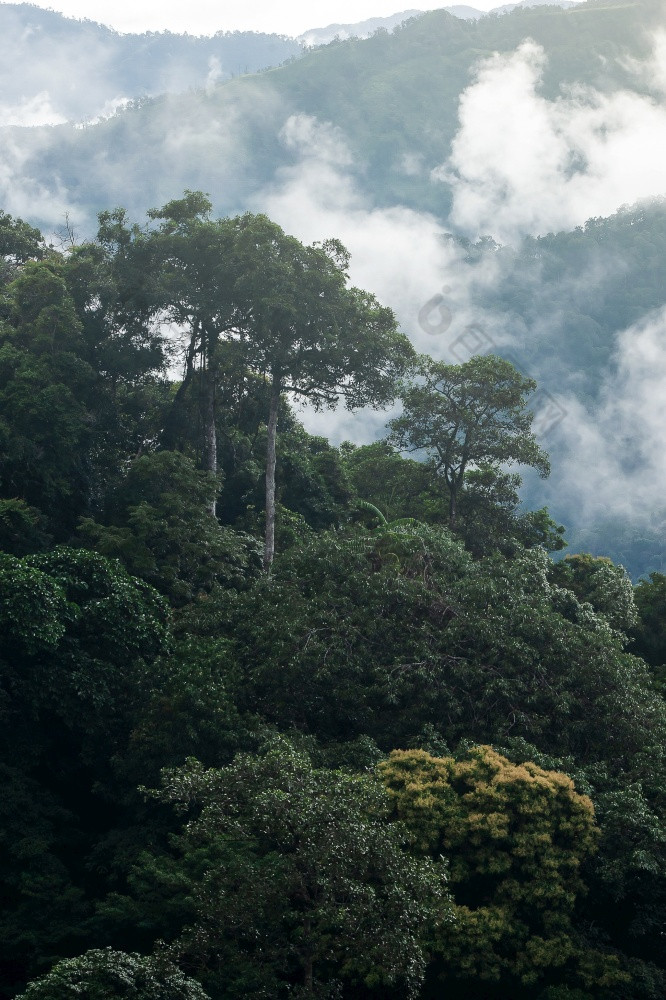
549,553 -> 638,633
0,247 -> 169,539
121,635 -> 254,782
389,354 -> 549,527
341,440 -> 449,525
0,329 -> 95,536
0,548 -> 169,998
144,740 -> 450,999
211,526 -> 470,747
343,442 -> 564,558
2,193 -> 666,998
217,527 -> 657,769
379,746 -> 616,991
457,466 -> 566,558
204,526 -> 666,994
227,212 -> 414,411
0,498 -> 49,556
25,546 -> 169,676
0,211 -> 45,286
0,553 -> 68,655
15,948 -> 209,1000
96,197 -> 413,568
79,451 -> 261,604
277,429 -> 354,532
630,572 -> 666,689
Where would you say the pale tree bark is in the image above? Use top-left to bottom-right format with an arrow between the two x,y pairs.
201,362 -> 217,516
448,484 -> 457,530
263,376 -> 281,572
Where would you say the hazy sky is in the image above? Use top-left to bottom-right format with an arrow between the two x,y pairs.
16,2 -> 499,35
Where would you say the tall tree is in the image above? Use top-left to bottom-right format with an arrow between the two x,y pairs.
228,213 -> 413,570
388,354 -> 549,528
98,197 -> 413,568
96,192 -> 233,503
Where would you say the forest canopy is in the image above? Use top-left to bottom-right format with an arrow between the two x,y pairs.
1,200 -> 665,1000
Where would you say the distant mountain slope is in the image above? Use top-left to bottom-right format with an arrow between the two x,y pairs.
3,0 -> 657,231
471,199 -> 666,577
0,2 -> 301,124
298,1 -> 582,46
297,10 -> 424,47
0,1 -> 593,127
492,0 -> 579,14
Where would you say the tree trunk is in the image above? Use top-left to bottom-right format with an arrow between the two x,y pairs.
263,377 -> 281,572
448,484 -> 457,530
201,364 -> 217,515
161,339 -> 196,451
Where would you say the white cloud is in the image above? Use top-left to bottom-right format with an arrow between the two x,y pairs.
254,114 -> 471,351
548,307 -> 666,529
437,39 -> 666,243
0,92 -> 67,127
205,57 -> 223,95
0,130 -> 84,226
74,96 -> 132,128
251,113 -> 511,441
624,28 -> 666,97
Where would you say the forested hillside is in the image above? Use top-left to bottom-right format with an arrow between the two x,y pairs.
0,3 -> 301,125
2,0 -> 665,575
457,200 -> 666,577
3,0 -> 662,227
2,197 -> 666,1000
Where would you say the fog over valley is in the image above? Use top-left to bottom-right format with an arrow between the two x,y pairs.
1,0 -> 665,575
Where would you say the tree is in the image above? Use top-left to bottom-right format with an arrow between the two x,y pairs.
0,210 -> 45,286
0,238 -> 170,541
341,440 -> 450,525
379,746 -> 620,996
0,258 -> 97,535
97,197 -> 413,569
196,524 -> 666,993
549,553 -> 638,634
388,354 -> 550,529
96,192 -> 237,497
227,213 -> 414,569
456,465 -> 566,557
0,547 -> 169,997
145,740 -> 450,998
15,948 -> 209,1000
630,571 -> 666,689
78,451 -> 261,605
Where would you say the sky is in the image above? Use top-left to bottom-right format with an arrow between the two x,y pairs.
13,1 -> 499,36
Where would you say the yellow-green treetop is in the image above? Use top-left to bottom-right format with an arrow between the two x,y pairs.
379,746 -> 622,991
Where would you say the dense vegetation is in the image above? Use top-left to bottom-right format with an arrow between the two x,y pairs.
1,199 -> 666,999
